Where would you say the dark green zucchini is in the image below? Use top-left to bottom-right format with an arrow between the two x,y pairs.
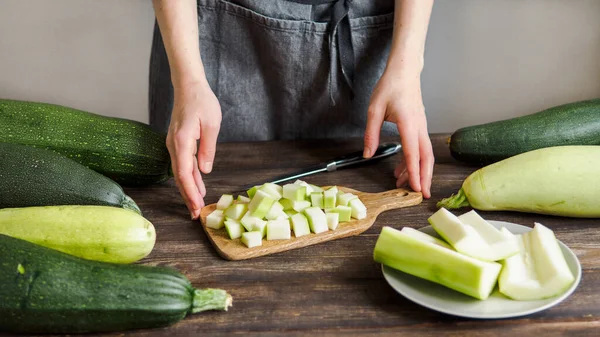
0,142 -> 140,213
449,98 -> 600,165
0,98 -> 172,186
0,234 -> 232,333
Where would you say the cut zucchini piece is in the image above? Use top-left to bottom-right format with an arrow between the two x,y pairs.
206,209 -> 226,229
216,194 -> 234,210
223,203 -> 248,221
290,213 -> 311,237
266,219 -> 291,240
337,193 -> 358,206
327,186 -> 339,194
241,231 -> 262,248
309,184 -> 323,193
284,209 -> 298,217
323,189 -> 337,209
248,190 -> 276,219
310,192 -> 324,209
498,223 -> 575,300
327,205 -> 352,222
237,195 -> 251,203
294,179 -> 314,195
225,219 -> 245,239
400,227 -> 453,249
292,200 -> 312,213
252,219 -> 267,238
240,211 -> 262,232
428,208 -> 519,262
279,198 -> 293,211
265,201 -> 285,220
374,226 -> 502,300
326,212 -> 339,230
258,183 -> 283,200
283,184 -> 306,201
247,185 -> 260,199
349,198 -> 367,219
304,207 -> 329,234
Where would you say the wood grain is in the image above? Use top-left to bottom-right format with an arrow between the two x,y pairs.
199,187 -> 422,260
2,134 -> 598,337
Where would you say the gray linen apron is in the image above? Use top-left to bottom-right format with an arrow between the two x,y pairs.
149,0 -> 398,142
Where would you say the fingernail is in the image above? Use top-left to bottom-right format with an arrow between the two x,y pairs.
363,148 -> 371,158
203,161 -> 213,173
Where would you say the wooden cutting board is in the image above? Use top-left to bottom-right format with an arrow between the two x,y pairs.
199,186 -> 422,260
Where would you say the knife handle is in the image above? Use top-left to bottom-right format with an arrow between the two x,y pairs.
327,142 -> 402,171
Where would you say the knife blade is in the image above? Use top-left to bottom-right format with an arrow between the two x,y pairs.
240,142 -> 402,190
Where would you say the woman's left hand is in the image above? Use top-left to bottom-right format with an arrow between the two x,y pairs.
363,70 -> 434,199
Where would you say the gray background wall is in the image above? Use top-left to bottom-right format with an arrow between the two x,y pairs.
1,0 -> 599,133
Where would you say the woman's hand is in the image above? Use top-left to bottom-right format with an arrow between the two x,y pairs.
363,70 -> 434,199
167,81 -> 222,219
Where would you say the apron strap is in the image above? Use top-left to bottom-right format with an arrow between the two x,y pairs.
288,0 -> 356,104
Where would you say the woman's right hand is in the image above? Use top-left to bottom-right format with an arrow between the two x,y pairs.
166,81 -> 222,220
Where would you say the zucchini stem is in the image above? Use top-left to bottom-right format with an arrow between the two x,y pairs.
437,188 -> 471,209
191,288 -> 233,313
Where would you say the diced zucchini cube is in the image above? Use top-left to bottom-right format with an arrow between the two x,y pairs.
309,184 -> 323,193
292,200 -> 312,212
283,184 -> 306,201
328,205 -> 352,222
252,219 -> 268,238
284,209 -> 298,217
240,211 -> 262,232
265,201 -> 285,220
310,192 -> 324,209
337,193 -> 358,206
327,186 -> 339,194
349,198 -> 367,220
304,207 -> 329,234
266,219 -> 291,240
206,209 -> 225,229
248,190 -> 276,219
294,179 -> 314,195
326,212 -> 339,230
237,195 -> 251,203
241,231 -> 262,248
323,189 -> 337,209
279,198 -> 294,211
225,219 -> 245,239
247,185 -> 260,199
259,183 -> 283,200
223,203 -> 248,221
216,194 -> 234,210
290,213 -> 311,237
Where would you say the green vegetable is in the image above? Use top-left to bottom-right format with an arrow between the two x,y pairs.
0,234 -> 231,334
374,226 -> 502,300
0,98 -> 171,186
438,146 -> 600,217
0,142 -> 140,214
428,208 -> 519,262
449,98 -> 600,165
498,223 -> 575,300
0,205 -> 155,263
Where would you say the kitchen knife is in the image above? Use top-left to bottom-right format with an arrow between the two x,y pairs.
244,142 -> 402,189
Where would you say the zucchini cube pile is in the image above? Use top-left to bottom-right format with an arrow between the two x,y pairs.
205,180 -> 367,248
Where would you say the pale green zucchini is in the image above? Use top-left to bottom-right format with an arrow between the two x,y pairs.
438,146 -> 600,218
0,205 -> 156,263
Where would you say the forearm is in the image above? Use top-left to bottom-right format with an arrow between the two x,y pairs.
152,0 -> 206,90
386,0 -> 434,77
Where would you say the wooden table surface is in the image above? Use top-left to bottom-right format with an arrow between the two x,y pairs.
9,134 -> 600,336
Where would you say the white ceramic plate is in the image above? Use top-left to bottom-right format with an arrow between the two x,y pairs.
381,220 -> 582,319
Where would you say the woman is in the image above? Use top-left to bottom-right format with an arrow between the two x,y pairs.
150,0 -> 434,220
